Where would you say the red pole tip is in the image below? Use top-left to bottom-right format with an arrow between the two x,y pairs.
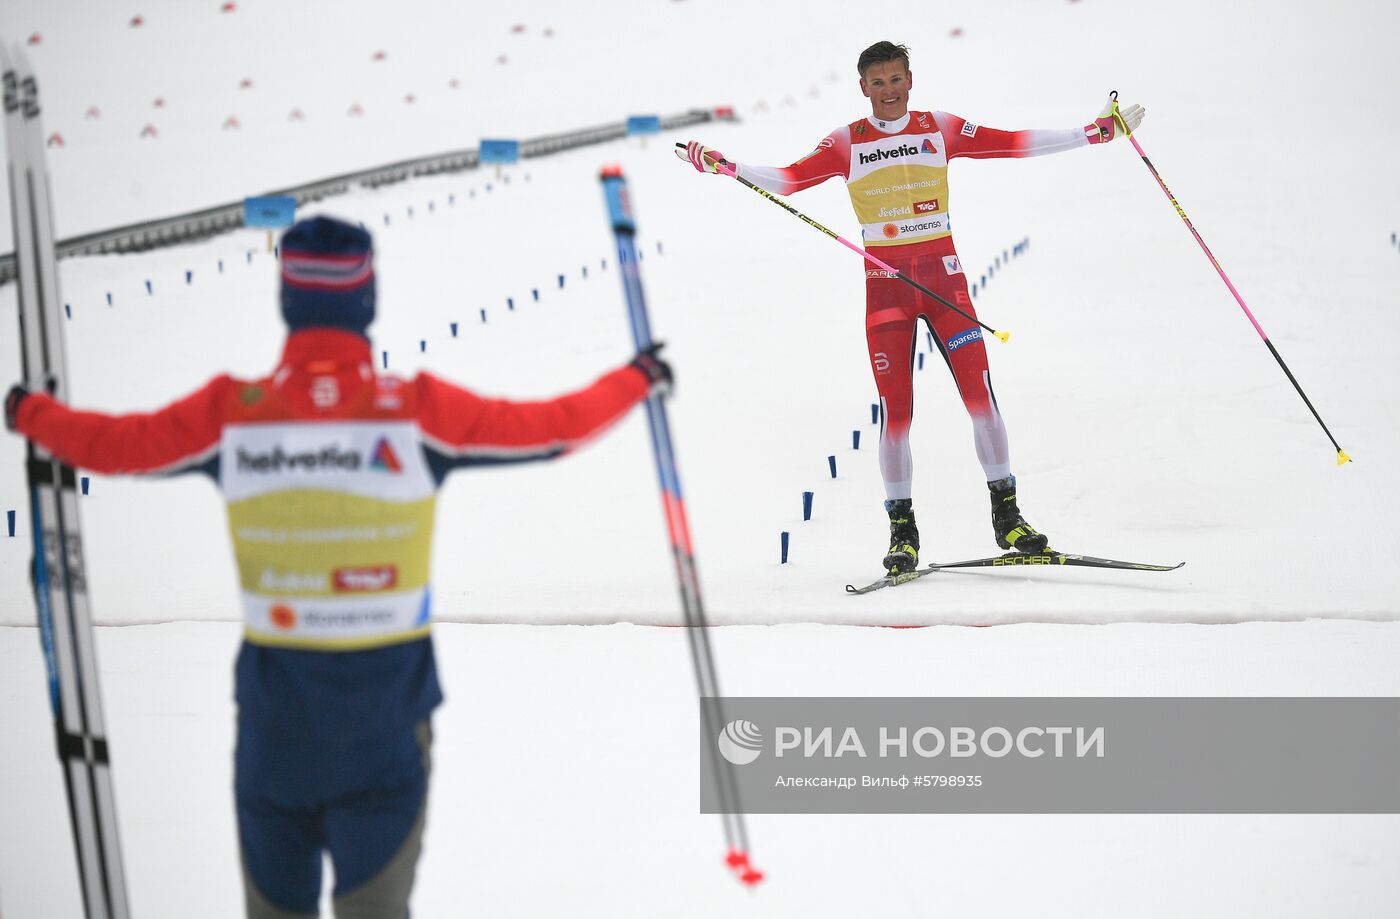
600,164 -> 623,179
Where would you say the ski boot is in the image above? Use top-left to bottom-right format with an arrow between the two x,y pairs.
883,498 -> 921,574
988,475 -> 1049,553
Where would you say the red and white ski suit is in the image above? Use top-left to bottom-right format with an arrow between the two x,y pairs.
736,110 -> 1088,498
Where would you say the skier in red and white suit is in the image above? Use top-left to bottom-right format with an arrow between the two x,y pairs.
684,40 -> 1145,573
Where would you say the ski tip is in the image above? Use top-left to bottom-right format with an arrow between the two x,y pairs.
1337,449 -> 1352,466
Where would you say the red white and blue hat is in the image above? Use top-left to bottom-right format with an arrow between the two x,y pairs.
279,216 -> 376,336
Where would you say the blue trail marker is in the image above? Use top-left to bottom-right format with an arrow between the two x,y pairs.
532,288 -> 539,302
7,509 -> 15,537
106,292 -> 112,306
558,273 -> 565,289
781,531 -> 790,564
972,283 -> 978,298
507,297 -> 515,310
626,114 -> 662,136
64,304 -> 71,319
450,322 -> 458,337
80,477 -> 89,496
244,194 -> 295,229
480,309 -> 487,323
480,139 -> 520,163
218,259 -> 224,272
382,351 -> 388,369
582,265 -> 588,279
918,353 -> 925,370
852,430 -> 861,450
420,340 -> 426,352
871,403 -> 879,424
828,455 -> 837,478
144,280 -> 152,295
185,270 -> 193,284
449,194 -> 455,205
802,491 -> 814,521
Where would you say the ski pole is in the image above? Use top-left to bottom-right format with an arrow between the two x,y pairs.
674,143 -> 1008,342
599,165 -> 764,887
1108,92 -> 1350,466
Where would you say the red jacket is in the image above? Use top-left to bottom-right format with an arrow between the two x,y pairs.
16,328 -> 651,480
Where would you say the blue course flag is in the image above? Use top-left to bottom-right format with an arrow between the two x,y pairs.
243,195 -> 296,229
828,455 -> 837,478
626,114 -> 661,135
802,491 -> 814,521
479,139 -> 519,164
781,531 -> 790,564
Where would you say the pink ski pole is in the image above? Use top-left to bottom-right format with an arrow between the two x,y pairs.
1109,93 -> 1350,465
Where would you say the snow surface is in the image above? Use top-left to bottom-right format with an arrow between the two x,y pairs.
2,0 -> 1399,915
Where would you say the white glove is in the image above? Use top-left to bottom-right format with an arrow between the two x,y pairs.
1085,96 -> 1146,143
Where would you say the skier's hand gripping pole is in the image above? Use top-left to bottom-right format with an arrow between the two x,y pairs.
1104,92 -> 1350,465
674,143 -> 1010,344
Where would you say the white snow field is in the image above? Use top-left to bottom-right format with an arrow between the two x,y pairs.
2,0 -> 1399,915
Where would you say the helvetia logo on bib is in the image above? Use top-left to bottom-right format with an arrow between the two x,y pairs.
717,720 -> 764,765
370,437 -> 403,473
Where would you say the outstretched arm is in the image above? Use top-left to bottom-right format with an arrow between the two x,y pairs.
936,99 -> 1146,160
416,361 -> 654,476
683,127 -> 851,195
8,377 -> 232,476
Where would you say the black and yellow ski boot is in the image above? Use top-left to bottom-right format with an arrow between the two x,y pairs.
989,475 -> 1050,553
882,498 -> 921,574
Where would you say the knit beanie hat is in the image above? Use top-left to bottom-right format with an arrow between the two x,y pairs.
279,216 -> 376,336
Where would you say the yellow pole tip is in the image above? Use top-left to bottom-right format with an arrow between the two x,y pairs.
994,330 -> 1010,343
1337,450 -> 1352,466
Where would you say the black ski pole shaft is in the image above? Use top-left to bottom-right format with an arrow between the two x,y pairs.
600,165 -> 763,887
675,143 -> 1009,343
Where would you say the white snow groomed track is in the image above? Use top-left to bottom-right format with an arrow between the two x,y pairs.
2,0 -> 1398,915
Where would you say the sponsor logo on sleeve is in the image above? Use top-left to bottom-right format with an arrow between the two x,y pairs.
946,328 -> 983,353
917,113 -> 930,129
961,121 -> 978,138
942,255 -> 963,275
913,198 -> 940,214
